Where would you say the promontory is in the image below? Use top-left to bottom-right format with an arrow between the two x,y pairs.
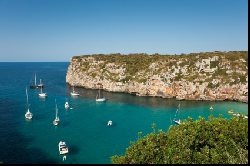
66,51 -> 248,103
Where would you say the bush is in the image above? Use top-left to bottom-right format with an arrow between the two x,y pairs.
111,116 -> 248,164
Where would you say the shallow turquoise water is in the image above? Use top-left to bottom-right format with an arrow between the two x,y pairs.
0,62 -> 248,163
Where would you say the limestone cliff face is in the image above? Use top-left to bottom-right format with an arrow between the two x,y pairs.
66,52 -> 248,103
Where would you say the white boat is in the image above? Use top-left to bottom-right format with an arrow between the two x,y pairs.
25,88 -> 33,120
173,118 -> 181,125
232,113 -> 241,117
107,120 -> 112,126
65,99 -> 69,109
30,73 -> 44,89
96,89 -> 106,102
96,98 -> 106,102
37,78 -> 44,88
58,141 -> 69,155
209,106 -> 213,110
53,100 -> 60,126
70,86 -> 79,96
173,104 -> 181,125
38,86 -> 47,97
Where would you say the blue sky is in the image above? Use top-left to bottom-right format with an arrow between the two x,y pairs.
0,0 -> 248,62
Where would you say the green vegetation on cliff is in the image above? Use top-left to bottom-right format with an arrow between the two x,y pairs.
71,51 -> 248,84
111,116 -> 248,164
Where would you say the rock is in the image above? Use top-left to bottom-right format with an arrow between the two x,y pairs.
66,52 -> 248,103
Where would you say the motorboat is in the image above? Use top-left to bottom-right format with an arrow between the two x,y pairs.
58,141 -> 69,155
65,99 -> 69,109
107,120 -> 112,126
65,102 -> 69,109
209,106 -> 213,110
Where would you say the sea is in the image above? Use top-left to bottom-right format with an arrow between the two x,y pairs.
0,62 -> 248,164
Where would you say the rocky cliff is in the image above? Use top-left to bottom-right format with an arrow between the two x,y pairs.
66,51 -> 248,103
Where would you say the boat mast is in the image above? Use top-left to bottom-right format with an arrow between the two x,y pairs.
55,99 -> 58,119
35,73 -> 37,85
99,89 -> 101,99
26,87 -> 30,112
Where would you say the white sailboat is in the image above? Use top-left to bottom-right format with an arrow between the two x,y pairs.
30,73 -> 44,89
53,100 -> 60,126
38,86 -> 47,97
37,78 -> 44,88
173,103 -> 181,125
96,89 -> 106,102
70,86 -> 79,96
25,88 -> 33,120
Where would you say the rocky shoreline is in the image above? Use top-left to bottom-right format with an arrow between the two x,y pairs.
66,52 -> 248,103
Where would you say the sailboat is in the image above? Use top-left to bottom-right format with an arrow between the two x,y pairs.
173,103 -> 181,125
65,98 -> 69,109
38,86 -> 47,97
96,88 -> 106,102
70,86 -> 79,96
37,79 -> 44,88
30,73 -> 44,89
53,99 -> 60,126
25,88 -> 33,120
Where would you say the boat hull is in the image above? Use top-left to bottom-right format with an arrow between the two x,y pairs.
71,93 -> 79,96
53,121 -> 59,126
39,93 -> 47,97
25,113 -> 33,120
96,98 -> 106,102
65,103 -> 69,109
30,85 -> 44,89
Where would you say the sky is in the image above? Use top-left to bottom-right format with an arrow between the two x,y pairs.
0,0 -> 248,62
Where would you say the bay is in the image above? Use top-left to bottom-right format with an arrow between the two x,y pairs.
0,62 -> 247,164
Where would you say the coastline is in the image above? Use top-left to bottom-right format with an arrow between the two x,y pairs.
66,83 -> 248,104
66,52 -> 248,104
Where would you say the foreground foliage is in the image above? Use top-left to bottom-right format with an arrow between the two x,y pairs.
111,116 -> 248,164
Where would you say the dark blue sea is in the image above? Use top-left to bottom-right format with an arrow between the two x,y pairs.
0,62 -> 248,164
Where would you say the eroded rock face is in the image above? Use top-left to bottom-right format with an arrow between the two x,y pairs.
66,52 -> 248,103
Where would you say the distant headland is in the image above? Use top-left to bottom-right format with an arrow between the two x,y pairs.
66,51 -> 248,103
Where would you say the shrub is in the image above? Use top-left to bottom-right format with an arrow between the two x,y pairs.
111,116 -> 248,164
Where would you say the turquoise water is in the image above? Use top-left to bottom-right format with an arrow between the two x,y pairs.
0,62 -> 248,164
